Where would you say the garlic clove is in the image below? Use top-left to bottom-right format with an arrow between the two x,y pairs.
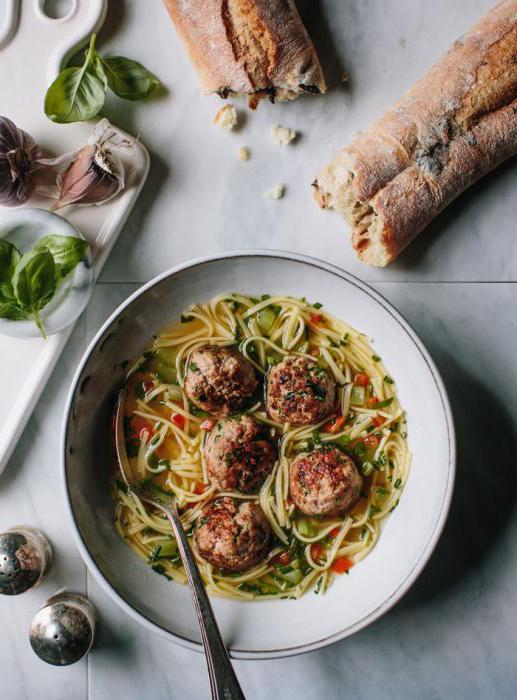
53,143 -> 121,210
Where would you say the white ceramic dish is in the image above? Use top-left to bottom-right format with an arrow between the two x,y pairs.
62,251 -> 455,659
0,0 -> 149,472
0,208 -> 94,338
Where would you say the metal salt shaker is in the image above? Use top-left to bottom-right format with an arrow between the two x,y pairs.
0,526 -> 52,595
30,592 -> 98,666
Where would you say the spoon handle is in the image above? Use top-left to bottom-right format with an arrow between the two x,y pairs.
163,504 -> 246,700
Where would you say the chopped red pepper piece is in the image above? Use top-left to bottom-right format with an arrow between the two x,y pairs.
270,551 -> 291,566
364,434 -> 379,449
329,527 -> 341,539
309,313 -> 325,325
193,481 -> 206,495
331,557 -> 354,574
373,415 -> 386,428
322,415 -> 345,434
354,372 -> 370,387
171,413 -> 186,429
311,543 -> 325,561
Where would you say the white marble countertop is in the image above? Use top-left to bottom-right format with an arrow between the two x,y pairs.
1,0 -> 517,698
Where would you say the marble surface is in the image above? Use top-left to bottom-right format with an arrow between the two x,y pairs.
1,0 -> 516,698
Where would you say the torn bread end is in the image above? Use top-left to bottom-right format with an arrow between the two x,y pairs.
314,164 -> 391,268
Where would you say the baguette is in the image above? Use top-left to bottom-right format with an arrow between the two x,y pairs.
314,0 -> 517,266
162,0 -> 326,107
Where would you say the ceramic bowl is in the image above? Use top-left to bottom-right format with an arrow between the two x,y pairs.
62,252 -> 455,659
0,208 -> 94,338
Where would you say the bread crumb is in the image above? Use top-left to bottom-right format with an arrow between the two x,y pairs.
271,125 -> 297,146
214,104 -> 238,131
238,146 -> 250,161
264,184 -> 285,200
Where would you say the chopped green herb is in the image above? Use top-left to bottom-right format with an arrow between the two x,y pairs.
394,478 -> 402,488
372,354 -> 381,362
149,545 -> 162,563
312,302 -> 323,310
384,376 -> 394,385
308,430 -> 322,451
151,564 -> 172,580
375,397 -> 393,409
361,461 -> 374,476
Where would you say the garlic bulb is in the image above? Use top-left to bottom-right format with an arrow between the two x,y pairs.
0,117 -> 43,207
52,119 -> 131,210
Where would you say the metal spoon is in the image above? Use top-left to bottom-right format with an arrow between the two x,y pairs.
115,390 -> 245,700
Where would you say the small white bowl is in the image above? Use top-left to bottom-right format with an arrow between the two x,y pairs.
0,208 -> 94,338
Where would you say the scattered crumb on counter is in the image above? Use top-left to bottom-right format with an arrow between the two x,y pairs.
214,104 -> 238,131
238,146 -> 250,161
264,184 -> 285,200
341,71 -> 350,83
271,125 -> 297,146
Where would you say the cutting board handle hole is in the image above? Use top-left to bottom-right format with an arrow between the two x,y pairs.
40,0 -> 76,21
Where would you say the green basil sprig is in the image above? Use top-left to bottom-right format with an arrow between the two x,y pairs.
0,235 -> 89,338
45,34 -> 159,123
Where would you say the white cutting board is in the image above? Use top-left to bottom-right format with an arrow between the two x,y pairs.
0,0 -> 150,473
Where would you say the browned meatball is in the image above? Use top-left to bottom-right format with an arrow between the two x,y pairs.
194,497 -> 271,572
266,355 -> 336,425
204,415 -> 276,493
184,345 -> 258,416
290,447 -> 362,516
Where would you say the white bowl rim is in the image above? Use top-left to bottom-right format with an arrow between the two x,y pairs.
61,249 -> 456,660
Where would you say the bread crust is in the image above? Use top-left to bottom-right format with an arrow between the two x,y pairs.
314,0 -> 517,266
162,0 -> 326,104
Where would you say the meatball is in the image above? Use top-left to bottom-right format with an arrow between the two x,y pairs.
204,415 -> 276,493
290,447 -> 362,516
194,497 -> 271,572
266,355 -> 336,425
184,344 -> 258,416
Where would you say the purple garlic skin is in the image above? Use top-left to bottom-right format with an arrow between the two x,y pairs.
0,116 -> 42,207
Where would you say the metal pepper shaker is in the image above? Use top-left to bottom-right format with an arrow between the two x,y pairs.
0,526 -> 52,595
29,592 -> 98,666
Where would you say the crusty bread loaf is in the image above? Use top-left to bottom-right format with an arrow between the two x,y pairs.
314,0 -> 517,266
162,0 -> 326,107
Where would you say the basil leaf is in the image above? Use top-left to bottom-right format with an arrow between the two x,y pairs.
0,299 -> 27,321
13,249 -> 56,337
92,55 -> 108,90
0,240 -> 21,299
100,56 -> 159,101
44,64 -> 106,123
35,235 -> 89,279
13,248 -> 56,310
